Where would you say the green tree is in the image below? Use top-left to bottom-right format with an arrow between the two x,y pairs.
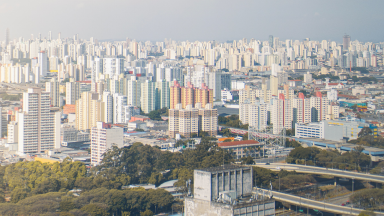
148,172 -> 164,186
241,156 -> 254,165
60,200 -> 75,212
140,209 -> 154,216
11,188 -> 27,203
358,127 -> 372,137
359,211 -> 376,216
286,129 -> 295,137
148,110 -> 161,121
81,204 -> 109,216
243,132 -> 249,140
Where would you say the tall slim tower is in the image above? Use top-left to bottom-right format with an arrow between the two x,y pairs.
18,88 -> 61,154
268,35 -> 273,48
5,28 -> 9,46
343,35 -> 350,51
48,31 -> 52,41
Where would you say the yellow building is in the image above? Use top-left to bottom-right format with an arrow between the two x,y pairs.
76,92 -> 105,131
35,156 -> 60,164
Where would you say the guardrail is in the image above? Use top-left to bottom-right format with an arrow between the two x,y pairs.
256,163 -> 384,183
254,188 -> 384,215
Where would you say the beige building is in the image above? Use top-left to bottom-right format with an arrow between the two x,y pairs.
45,78 -> 60,107
197,103 -> 218,137
169,103 -> 217,138
75,92 -> 105,131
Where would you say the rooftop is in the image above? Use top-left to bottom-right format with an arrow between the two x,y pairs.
218,140 -> 259,147
198,165 -> 250,173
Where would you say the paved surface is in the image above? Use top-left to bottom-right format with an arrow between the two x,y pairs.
255,163 -> 384,183
254,157 -> 286,164
325,193 -> 351,206
254,189 -> 384,215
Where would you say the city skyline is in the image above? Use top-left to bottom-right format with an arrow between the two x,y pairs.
1,0 -> 384,42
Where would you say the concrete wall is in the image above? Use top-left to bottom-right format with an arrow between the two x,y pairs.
194,170 -> 212,201
185,197 -> 233,216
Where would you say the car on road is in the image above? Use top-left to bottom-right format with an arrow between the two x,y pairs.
346,201 -> 350,205
265,163 -> 270,165
341,203 -> 345,206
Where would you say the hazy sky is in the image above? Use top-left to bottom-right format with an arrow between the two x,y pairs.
1,0 -> 384,43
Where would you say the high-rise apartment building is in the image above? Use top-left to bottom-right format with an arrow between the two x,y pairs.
310,92 -> 328,122
271,94 -> 292,134
38,51 -> 48,77
156,79 -> 170,109
102,91 -> 113,124
113,93 -> 127,124
127,76 -> 141,107
181,82 -> 195,109
141,80 -> 157,114
45,78 -> 60,107
75,92 -> 105,131
7,121 -> 18,143
169,104 -> 198,138
343,35 -> 351,51
169,103 -> 217,138
91,122 -> 123,166
239,100 -> 267,130
66,79 -> 80,105
18,88 -> 61,154
195,83 -> 214,109
197,103 -> 218,137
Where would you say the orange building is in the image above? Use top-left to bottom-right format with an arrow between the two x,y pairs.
170,80 -> 181,109
129,115 -> 150,122
63,104 -> 76,114
195,83 -> 213,108
170,81 -> 214,109
181,82 -> 195,109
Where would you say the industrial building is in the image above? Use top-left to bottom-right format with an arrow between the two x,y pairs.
185,165 -> 275,216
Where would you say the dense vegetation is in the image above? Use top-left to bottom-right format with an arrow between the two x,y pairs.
349,127 -> 384,149
350,189 -> 384,210
253,167 -> 316,191
286,146 -> 371,171
312,74 -> 340,81
219,115 -> 249,129
0,188 -> 173,216
352,67 -> 370,74
0,138 -> 235,215
147,107 -> 168,120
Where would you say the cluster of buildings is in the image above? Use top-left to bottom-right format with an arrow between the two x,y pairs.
0,30 -> 384,168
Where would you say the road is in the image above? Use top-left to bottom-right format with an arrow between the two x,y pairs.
254,157 -> 286,164
255,163 -> 384,183
324,193 -> 351,206
254,188 -> 384,216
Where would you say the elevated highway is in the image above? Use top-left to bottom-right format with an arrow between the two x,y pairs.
256,163 -> 384,183
254,188 -> 384,215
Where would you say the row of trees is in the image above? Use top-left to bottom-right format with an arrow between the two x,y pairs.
286,146 -> 371,171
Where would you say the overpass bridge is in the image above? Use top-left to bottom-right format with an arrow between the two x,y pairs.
254,188 -> 384,215
255,163 -> 384,184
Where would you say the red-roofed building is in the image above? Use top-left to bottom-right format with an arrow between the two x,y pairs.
326,83 -> 344,89
129,115 -> 150,122
218,140 -> 263,159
